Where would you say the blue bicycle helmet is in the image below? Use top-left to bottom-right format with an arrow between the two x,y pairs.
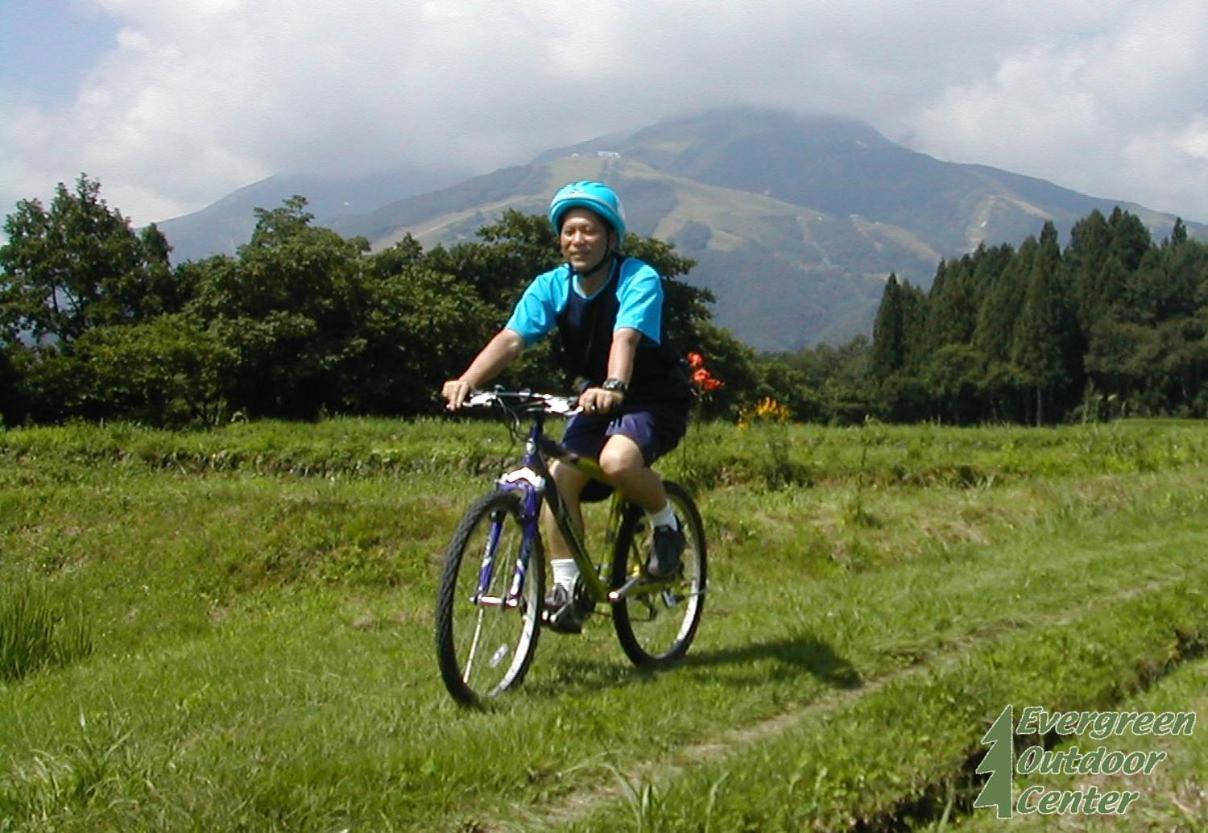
548,181 -> 626,243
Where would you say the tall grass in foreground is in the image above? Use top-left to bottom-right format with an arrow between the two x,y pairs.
0,581 -> 93,682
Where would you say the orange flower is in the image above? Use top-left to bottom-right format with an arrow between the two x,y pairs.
693,368 -> 723,392
687,351 -> 723,394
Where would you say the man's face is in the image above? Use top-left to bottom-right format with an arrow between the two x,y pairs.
559,208 -> 611,273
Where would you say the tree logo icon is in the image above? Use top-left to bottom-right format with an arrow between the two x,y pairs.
974,705 -> 1015,819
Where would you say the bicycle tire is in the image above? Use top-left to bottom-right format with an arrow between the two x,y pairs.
610,480 -> 707,668
435,490 -> 543,705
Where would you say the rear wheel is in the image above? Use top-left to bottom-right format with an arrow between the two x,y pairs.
611,480 -> 706,668
435,490 -> 543,705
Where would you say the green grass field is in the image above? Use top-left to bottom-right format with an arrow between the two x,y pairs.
1,418 -> 1205,832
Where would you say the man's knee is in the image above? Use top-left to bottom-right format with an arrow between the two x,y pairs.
598,436 -> 644,480
550,460 -> 588,496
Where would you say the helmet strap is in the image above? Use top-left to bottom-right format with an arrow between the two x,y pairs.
570,251 -> 619,287
578,246 -> 612,279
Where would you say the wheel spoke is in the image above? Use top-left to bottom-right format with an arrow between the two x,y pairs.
462,607 -> 486,683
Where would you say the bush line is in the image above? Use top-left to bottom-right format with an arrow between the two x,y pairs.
4,419 -> 1206,490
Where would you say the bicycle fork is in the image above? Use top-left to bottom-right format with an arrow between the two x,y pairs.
472,471 -> 543,609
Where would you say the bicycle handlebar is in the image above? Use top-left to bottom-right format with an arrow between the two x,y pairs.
464,388 -> 581,417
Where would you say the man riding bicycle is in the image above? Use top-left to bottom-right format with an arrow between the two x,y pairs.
441,180 -> 693,633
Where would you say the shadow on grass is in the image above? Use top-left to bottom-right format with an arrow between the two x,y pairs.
685,633 -> 862,690
524,632 -> 861,700
523,655 -> 658,699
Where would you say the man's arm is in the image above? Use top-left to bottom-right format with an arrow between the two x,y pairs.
579,327 -> 640,413
441,328 -> 525,409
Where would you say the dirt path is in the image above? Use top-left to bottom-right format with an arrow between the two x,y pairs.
483,576 -> 1192,832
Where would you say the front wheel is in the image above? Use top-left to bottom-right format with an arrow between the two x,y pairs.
611,480 -> 707,668
435,490 -> 543,705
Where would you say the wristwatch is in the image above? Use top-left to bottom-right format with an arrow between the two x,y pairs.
601,378 -> 628,394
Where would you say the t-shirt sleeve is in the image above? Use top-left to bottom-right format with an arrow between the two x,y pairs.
504,271 -> 562,346
615,262 -> 664,343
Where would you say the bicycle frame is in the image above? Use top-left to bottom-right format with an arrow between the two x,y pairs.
483,409 -> 628,610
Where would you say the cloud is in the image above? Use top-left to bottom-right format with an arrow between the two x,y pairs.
910,0 -> 1208,217
3,0 -> 1207,226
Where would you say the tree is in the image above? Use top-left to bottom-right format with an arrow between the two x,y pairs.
421,210 -> 563,315
1125,241 -> 1203,324
0,343 -> 24,424
899,279 -> 930,370
753,353 -> 822,421
926,256 -> 977,349
0,174 -> 177,345
785,336 -> 875,424
689,322 -> 760,419
1085,317 -> 1162,414
70,314 -> 237,426
921,343 -> 985,423
975,237 -> 1032,363
350,266 -> 496,413
1066,209 -> 1112,331
187,196 -> 376,418
871,273 -> 906,382
1010,222 -> 1080,423
1169,218 -> 1188,248
1107,207 -> 1151,272
968,243 -> 1014,311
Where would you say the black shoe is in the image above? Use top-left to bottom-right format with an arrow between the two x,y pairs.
543,583 -> 593,634
647,521 -> 685,580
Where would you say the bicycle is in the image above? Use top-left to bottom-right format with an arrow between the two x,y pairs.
434,388 -> 707,706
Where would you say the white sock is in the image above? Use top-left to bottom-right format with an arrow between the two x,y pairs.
552,558 -> 579,591
647,503 -> 678,530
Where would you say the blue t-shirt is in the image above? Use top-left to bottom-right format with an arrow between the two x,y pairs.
505,258 -> 664,347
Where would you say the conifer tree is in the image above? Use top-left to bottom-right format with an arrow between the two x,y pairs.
975,237 -> 1036,363
900,279 -> 930,370
968,243 -> 1013,310
1066,209 -> 1112,332
1168,217 -> 1188,248
871,273 -> 906,382
1091,255 -> 1130,322
926,255 -> 977,348
1108,207 -> 1152,272
1011,222 -> 1080,423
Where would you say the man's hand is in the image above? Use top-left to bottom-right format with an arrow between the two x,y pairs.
442,379 -> 472,410
578,386 -> 624,415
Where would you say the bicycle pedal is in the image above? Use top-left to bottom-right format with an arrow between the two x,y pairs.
608,574 -> 647,603
544,604 -> 591,634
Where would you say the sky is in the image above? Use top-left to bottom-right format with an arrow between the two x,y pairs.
3,0 -> 1208,228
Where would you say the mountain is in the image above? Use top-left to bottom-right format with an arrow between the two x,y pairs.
154,166 -> 469,265
157,108 -> 1201,351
